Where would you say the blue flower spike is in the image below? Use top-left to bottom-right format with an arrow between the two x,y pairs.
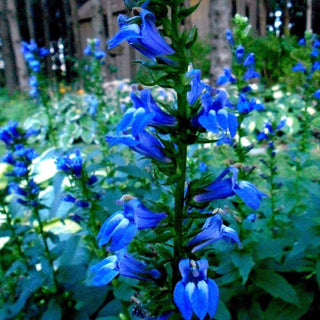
107,8 -> 174,61
91,251 -> 160,287
174,259 -> 219,320
189,214 -> 241,252
194,167 -> 267,210
97,195 -> 167,251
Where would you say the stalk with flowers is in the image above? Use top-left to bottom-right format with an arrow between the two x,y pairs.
90,1 -> 266,319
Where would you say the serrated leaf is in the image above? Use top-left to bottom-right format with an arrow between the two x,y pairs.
231,252 -> 255,284
254,270 -> 299,304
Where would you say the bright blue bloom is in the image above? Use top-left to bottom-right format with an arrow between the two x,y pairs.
236,93 -> 264,113
87,175 -> 98,186
0,121 -> 21,146
313,39 -> 320,48
85,94 -> 99,116
216,68 -> 237,85
107,9 -> 174,61
117,89 -> 176,137
192,90 -> 238,138
311,48 -> 319,57
314,89 -> 320,99
28,59 -> 40,73
8,182 -> 28,196
94,50 -> 106,59
235,45 -> 245,63
243,53 -> 255,66
189,214 -> 241,252
187,68 -> 210,105
28,76 -> 38,87
97,196 -> 167,251
63,194 -> 76,203
194,167 -> 267,210
83,45 -> 92,55
257,119 -> 286,141
106,129 -> 171,163
91,251 -> 159,287
2,152 -> 15,165
312,61 -> 320,71
75,199 -> 90,208
39,47 -> 50,57
174,259 -> 219,320
292,62 -> 306,72
12,161 -> 28,177
246,213 -> 257,222
225,29 -> 234,46
298,38 -> 306,46
199,162 -> 207,172
243,67 -> 260,80
56,150 -> 83,178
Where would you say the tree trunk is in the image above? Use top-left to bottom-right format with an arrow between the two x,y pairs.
258,0 -> 267,36
6,0 -> 29,92
236,0 -> 246,16
91,0 -> 108,79
209,0 -> 232,85
40,0 -> 52,77
0,0 -> 19,94
283,0 -> 290,36
306,0 -> 312,31
25,0 -> 36,40
69,0 -> 82,60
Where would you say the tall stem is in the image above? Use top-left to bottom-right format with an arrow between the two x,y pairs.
33,207 -> 59,291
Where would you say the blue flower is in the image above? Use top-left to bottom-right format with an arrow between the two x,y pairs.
116,89 -> 176,136
192,90 -> 238,137
199,162 -> 207,172
235,45 -> 245,63
243,53 -> 255,66
194,167 -> 267,210
292,62 -> 306,72
174,259 -> 219,320
243,67 -> 260,80
56,150 -> 83,178
97,195 -> 167,251
245,213 -> 257,222
257,119 -> 286,141
311,48 -> 318,57
216,68 -> 237,85
186,68 -> 211,105
312,61 -> 320,72
28,60 -> 40,73
298,38 -> 306,46
314,89 -> 320,99
188,214 -> 241,252
94,50 -> 106,59
0,121 -> 21,146
106,129 -> 171,163
39,47 -> 50,57
85,94 -> 99,116
107,9 -> 174,61
91,251 -> 159,286
236,93 -> 264,113
225,29 -> 234,46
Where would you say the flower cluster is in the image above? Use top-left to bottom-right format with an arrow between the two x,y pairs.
0,121 -> 39,178
107,7 -> 174,62
83,38 -> 106,60
96,4 -> 267,320
91,194 -> 166,284
56,150 -> 99,210
294,35 -> 320,98
21,40 -> 49,97
0,121 -> 40,207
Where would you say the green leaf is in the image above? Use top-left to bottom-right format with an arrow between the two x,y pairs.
215,300 -> 231,320
178,1 -> 200,21
41,300 -> 62,320
316,259 -> 320,290
231,252 -> 255,284
254,270 -> 299,304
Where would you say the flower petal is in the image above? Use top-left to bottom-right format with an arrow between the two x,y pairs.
174,281 -> 193,320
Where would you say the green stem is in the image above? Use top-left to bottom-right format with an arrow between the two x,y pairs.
33,207 -> 59,291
